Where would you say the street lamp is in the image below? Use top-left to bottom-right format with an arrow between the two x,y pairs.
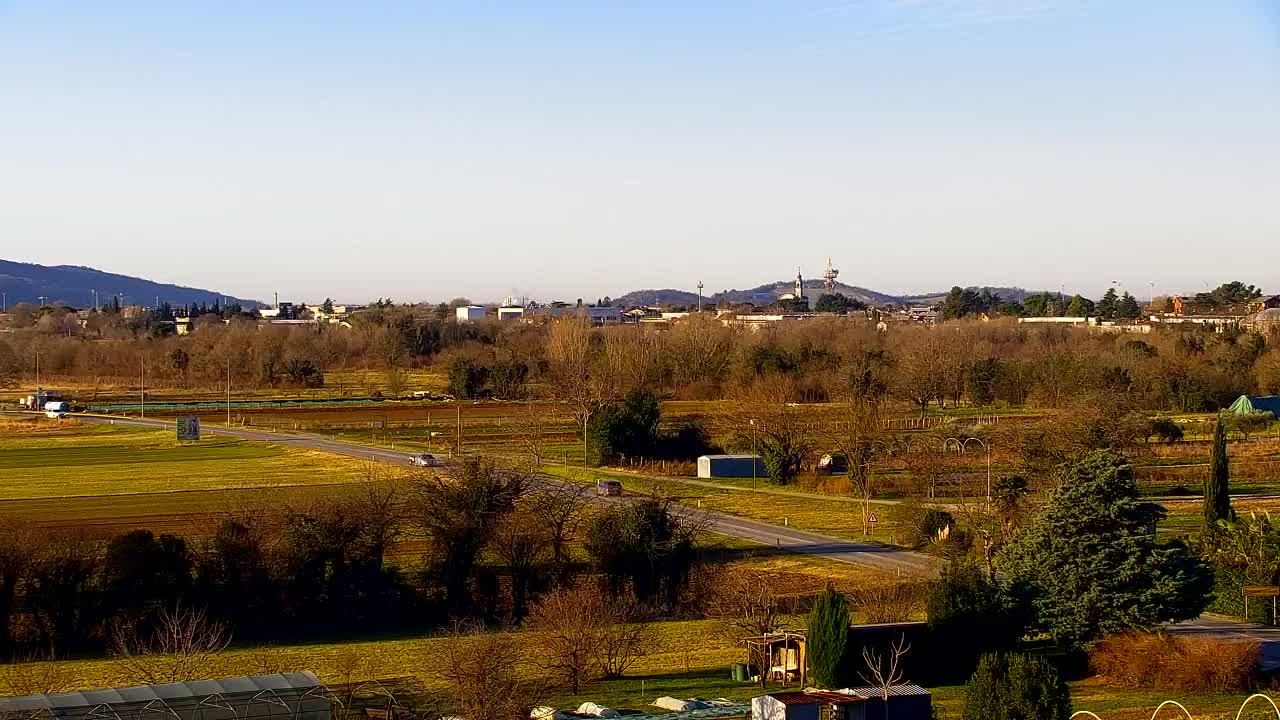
750,418 -> 758,485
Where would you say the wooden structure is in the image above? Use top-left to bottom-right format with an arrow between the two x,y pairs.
1244,585 -> 1280,623
742,631 -> 807,684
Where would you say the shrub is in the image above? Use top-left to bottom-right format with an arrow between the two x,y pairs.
962,653 -> 1071,720
1148,417 -> 1184,443
1090,633 -> 1259,692
892,499 -> 954,550
850,582 -> 927,625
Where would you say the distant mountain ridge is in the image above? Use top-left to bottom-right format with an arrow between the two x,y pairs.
613,283 -> 1039,308
0,259 -> 262,309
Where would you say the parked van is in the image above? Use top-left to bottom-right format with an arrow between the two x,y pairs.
596,479 -> 623,497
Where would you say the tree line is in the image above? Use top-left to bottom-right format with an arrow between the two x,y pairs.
7,303 -> 1280,419
0,460 -> 705,660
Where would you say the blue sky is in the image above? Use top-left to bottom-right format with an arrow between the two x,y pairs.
2,1 -> 1278,304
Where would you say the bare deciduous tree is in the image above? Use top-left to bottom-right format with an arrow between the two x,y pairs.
527,582 -> 654,690
850,583 -> 927,625
439,624 -> 541,720
490,509 -> 553,622
511,400 -> 550,470
707,565 -> 785,638
526,482 -> 588,571
526,582 -> 602,694
546,316 -> 600,463
859,634 -> 912,712
595,596 -> 654,679
706,564 -> 787,685
830,397 -> 887,537
111,604 -> 231,684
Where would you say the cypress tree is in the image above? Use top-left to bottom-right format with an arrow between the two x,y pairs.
807,585 -> 850,687
1205,420 -> 1233,526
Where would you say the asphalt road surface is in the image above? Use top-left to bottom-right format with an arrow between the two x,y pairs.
51,413 -> 941,578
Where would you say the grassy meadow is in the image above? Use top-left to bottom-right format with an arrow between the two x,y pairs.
0,417 -> 369,531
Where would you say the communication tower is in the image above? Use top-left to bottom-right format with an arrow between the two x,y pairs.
823,258 -> 839,294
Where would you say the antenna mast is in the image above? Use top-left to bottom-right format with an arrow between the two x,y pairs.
823,258 -> 839,294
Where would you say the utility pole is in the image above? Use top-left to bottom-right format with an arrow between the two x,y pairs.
140,356 -> 146,419
226,357 -> 232,426
750,418 -> 757,486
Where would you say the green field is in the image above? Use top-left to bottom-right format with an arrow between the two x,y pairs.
0,418 -> 368,530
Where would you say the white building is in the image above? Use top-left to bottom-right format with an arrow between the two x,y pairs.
456,305 -> 487,323
497,297 -> 525,321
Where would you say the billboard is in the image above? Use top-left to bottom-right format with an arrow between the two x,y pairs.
176,415 -> 201,442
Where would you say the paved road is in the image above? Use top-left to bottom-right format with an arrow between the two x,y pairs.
55,413 -> 942,578
1166,614 -> 1280,672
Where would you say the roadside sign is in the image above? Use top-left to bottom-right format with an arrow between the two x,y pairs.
867,514 -> 879,524
176,416 -> 201,442
1243,586 -> 1280,623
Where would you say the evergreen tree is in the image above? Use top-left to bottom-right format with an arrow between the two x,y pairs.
927,561 -> 1022,681
1098,288 -> 1120,319
999,451 -> 1211,647
1205,420 -> 1233,526
1065,294 -> 1094,317
962,653 -> 1071,720
806,586 -> 850,687
1118,291 -> 1142,319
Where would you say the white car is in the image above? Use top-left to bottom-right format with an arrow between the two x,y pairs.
408,453 -> 442,468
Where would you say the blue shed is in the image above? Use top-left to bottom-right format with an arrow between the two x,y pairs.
697,454 -> 766,479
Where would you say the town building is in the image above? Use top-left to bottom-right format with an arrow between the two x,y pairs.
497,297 -> 526,321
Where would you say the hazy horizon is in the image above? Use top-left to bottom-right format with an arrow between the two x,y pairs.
3,1 -> 1278,303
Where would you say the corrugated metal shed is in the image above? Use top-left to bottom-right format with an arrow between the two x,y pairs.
697,454 -> 766,479
846,685 -> 931,698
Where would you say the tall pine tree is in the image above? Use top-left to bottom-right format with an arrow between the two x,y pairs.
1205,420 -> 1233,526
807,585 -> 850,687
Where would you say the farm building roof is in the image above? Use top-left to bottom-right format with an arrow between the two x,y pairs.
1228,395 -> 1280,416
846,685 -> 932,698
